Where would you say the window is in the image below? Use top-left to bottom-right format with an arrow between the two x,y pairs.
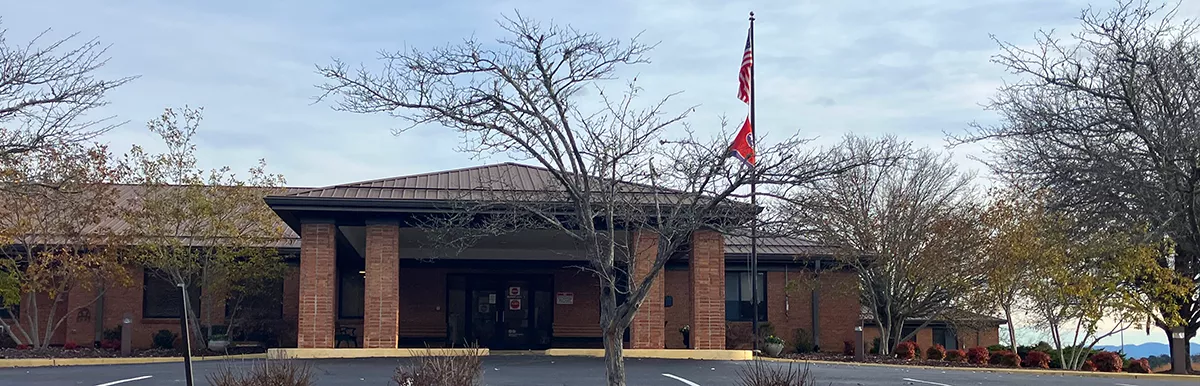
142,272 -> 201,319
338,270 -> 364,319
225,278 -> 284,320
0,296 -> 15,319
933,326 -> 958,350
725,271 -> 766,321
900,326 -> 918,342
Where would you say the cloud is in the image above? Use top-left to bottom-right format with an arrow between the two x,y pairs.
3,0 -> 1191,189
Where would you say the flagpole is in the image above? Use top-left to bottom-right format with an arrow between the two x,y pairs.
748,10 -> 760,352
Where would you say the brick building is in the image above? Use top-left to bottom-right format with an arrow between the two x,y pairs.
1,163 -> 999,352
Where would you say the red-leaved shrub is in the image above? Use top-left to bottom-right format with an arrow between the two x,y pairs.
966,347 -> 990,365
1090,351 -> 1123,372
945,349 -> 967,362
1081,360 -> 1097,371
15,344 -> 31,350
1125,358 -> 1151,373
843,341 -> 854,356
925,344 -> 946,360
1022,350 -> 1051,369
100,339 -> 120,350
63,341 -> 78,350
894,341 -> 917,360
994,350 -> 1021,367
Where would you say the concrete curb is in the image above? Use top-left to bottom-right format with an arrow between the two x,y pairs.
266,348 -> 489,359
0,353 -> 267,369
545,349 -> 754,361
760,357 -> 1200,381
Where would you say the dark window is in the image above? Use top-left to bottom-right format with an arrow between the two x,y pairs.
225,278 -> 284,320
0,296 -> 16,319
933,326 -> 958,350
142,272 -> 201,319
338,269 -> 364,319
725,271 -> 766,321
900,326 -> 918,342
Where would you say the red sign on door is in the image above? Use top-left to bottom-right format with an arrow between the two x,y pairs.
508,286 -> 521,296
508,299 -> 521,311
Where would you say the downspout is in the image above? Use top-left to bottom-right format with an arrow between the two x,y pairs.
811,258 -> 820,349
93,291 -> 104,346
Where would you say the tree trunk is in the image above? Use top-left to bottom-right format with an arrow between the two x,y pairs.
1161,324 -> 1197,374
603,328 -> 626,386
1003,306 -> 1017,350
877,325 -> 890,355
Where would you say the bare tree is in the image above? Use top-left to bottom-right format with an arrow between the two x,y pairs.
0,19 -> 135,190
954,0 -> 1200,370
316,14 -> 894,385
779,144 -> 987,355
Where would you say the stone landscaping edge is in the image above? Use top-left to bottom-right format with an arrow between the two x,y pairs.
762,357 -> 1200,380
0,353 -> 267,369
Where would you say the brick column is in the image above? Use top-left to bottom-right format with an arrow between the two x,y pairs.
690,229 -> 725,349
363,221 -> 400,348
298,221 -> 337,348
630,230 -> 664,349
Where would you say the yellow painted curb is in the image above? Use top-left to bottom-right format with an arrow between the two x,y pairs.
266,348 -> 489,359
760,357 -> 1200,381
0,353 -> 268,369
545,349 -> 754,361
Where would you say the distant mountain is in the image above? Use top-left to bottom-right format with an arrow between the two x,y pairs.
1093,342 -> 1200,359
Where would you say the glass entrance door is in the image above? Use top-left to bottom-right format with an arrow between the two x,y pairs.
459,275 -> 552,350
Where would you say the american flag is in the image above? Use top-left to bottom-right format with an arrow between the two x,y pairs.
737,29 -> 753,104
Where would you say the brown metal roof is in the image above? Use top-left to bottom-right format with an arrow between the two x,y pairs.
724,235 -> 833,256
278,162 -> 688,203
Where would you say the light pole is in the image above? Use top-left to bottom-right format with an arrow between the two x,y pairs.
179,283 -> 195,386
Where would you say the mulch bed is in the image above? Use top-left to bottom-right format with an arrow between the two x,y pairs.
782,353 -> 1014,369
0,346 -> 266,359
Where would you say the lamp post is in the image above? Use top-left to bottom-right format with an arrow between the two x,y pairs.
854,326 -> 865,362
179,283 -> 195,386
120,313 -> 132,357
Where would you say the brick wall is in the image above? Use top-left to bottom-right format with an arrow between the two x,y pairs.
298,222 -> 336,348
363,222 -> 400,348
281,264 -> 300,347
553,268 -> 601,338
689,230 -> 725,349
630,230 -> 664,349
663,269 -> 691,349
398,267 -> 446,338
816,270 -> 859,352
760,269 -> 813,352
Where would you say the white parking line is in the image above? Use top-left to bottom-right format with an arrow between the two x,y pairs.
1115,383 -> 1139,386
95,375 -> 153,386
662,373 -> 701,386
902,378 -> 951,386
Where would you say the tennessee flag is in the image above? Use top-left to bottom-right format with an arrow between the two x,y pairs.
729,118 -> 755,166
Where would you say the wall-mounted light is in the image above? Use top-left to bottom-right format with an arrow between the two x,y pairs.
358,270 -> 366,275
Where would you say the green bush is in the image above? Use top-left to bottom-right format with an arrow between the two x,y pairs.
792,329 -> 814,354
765,335 -> 785,345
869,338 -> 880,354
152,330 -> 177,350
987,344 -> 1008,352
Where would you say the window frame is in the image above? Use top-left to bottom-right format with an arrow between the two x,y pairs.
724,271 -> 768,322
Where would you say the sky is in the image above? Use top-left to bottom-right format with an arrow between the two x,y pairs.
4,0 -> 1199,348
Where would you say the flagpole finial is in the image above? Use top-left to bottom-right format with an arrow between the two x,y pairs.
749,11 -> 755,21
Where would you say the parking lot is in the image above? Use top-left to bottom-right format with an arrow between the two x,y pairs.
0,356 -> 1195,386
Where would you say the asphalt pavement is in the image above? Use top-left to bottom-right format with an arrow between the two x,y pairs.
0,356 -> 1194,386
